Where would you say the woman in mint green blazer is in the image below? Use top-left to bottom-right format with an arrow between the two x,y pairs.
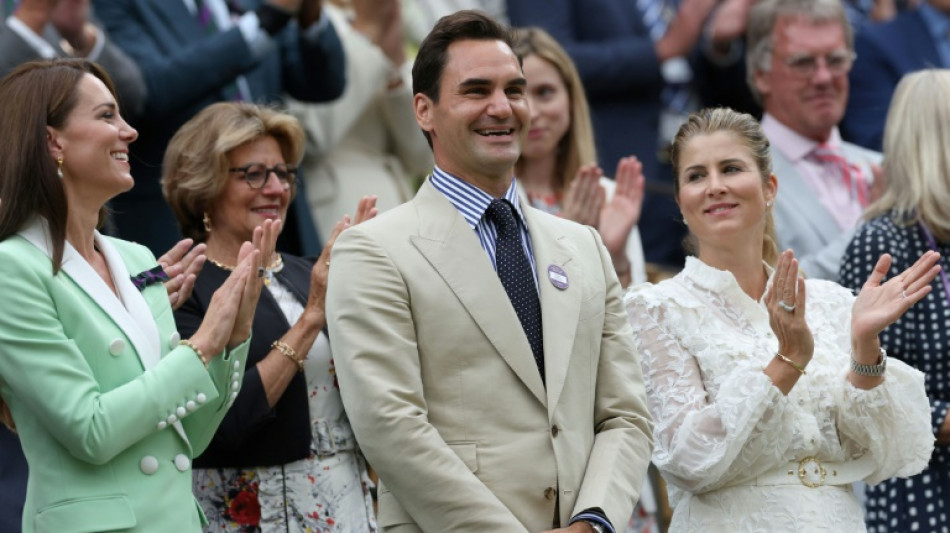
0,59 -> 278,533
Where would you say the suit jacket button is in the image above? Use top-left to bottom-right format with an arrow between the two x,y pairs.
140,456 -> 159,475
176,406 -> 187,417
186,400 -> 197,411
233,360 -> 240,370
168,332 -> 181,349
174,454 -> 191,472
109,338 -> 125,356
157,421 -> 167,430
167,414 -> 178,424
196,393 -> 207,404
551,425 -> 559,437
544,486 -> 557,501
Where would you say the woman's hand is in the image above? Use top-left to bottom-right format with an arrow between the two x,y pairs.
765,250 -> 814,367
186,247 -> 257,362
228,219 -> 282,348
561,164 -> 604,227
851,251 -> 941,347
158,238 -> 207,310
598,156 -> 645,265
306,196 -> 378,324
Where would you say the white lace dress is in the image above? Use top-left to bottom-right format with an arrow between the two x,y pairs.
624,257 -> 933,533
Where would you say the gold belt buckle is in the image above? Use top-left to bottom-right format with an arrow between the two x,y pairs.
797,456 -> 826,488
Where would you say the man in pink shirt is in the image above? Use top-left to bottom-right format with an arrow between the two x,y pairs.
745,0 -> 881,280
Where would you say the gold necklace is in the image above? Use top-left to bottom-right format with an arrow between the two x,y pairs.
207,254 -> 284,285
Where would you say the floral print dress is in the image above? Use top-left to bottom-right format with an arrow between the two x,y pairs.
193,271 -> 377,533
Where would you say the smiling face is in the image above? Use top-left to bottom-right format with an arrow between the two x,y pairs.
47,74 -> 138,208
521,54 -> 571,162
209,135 -> 290,248
414,38 -> 529,194
676,131 -> 777,256
755,16 -> 849,142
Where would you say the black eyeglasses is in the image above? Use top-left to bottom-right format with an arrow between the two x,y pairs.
228,163 -> 296,189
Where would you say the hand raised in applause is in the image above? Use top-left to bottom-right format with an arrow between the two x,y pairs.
158,239 -> 207,310
309,196 -> 378,324
764,250 -> 814,368
598,156 -> 645,266
561,163 -> 605,228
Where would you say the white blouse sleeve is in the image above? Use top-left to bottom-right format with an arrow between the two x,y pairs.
625,285 -> 793,494
813,282 -> 935,484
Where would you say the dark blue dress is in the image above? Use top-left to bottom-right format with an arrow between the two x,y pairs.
841,213 -> 950,533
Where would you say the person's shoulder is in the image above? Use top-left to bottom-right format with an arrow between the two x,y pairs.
102,235 -> 157,271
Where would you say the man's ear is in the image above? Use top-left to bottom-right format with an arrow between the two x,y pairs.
46,125 -> 64,160
753,69 -> 771,102
414,93 -> 435,135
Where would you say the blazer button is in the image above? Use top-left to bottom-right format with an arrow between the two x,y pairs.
109,338 -> 125,356
551,425 -> 560,437
544,486 -> 557,501
140,456 -> 159,475
186,400 -> 197,411
233,360 -> 240,370
168,332 -> 181,349
167,414 -> 178,424
174,454 -> 191,472
196,393 -> 207,404
176,406 -> 187,418
231,372 -> 240,381
157,420 -> 167,430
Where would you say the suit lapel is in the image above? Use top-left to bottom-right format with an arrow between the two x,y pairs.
409,182 -> 547,405
18,219 -> 190,446
772,150 -> 840,238
523,207 -> 580,419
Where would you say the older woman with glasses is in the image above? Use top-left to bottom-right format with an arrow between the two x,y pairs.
163,102 -> 378,532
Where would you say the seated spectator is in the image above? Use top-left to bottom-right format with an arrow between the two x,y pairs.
746,0 -> 882,280
840,69 -> 950,533
511,27 -> 647,287
841,0 -> 949,151
163,101 -> 378,532
288,0 -> 431,243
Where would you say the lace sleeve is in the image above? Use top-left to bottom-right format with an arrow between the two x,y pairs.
806,279 -> 934,483
625,286 -> 792,494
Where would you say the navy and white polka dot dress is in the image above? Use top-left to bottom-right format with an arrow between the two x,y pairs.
841,213 -> 950,533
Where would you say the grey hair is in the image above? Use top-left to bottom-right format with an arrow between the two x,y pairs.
745,0 -> 854,104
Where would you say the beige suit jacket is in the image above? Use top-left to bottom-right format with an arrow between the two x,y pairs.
327,179 -> 653,532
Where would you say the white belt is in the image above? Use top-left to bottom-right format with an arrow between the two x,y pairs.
752,455 -> 875,488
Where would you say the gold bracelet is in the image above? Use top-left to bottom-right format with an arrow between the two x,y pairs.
776,352 -> 806,375
180,339 -> 208,369
272,340 -> 304,372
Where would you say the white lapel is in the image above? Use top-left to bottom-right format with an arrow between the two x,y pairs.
18,218 -> 190,445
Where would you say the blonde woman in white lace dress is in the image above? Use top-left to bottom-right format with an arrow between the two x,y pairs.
624,108 -> 939,532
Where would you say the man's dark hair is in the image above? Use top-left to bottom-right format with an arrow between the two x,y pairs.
412,10 -> 517,146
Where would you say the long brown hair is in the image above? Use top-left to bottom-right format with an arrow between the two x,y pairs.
0,59 -> 116,431
511,27 -> 597,193
0,58 -> 115,273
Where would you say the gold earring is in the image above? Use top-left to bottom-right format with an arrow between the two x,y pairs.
202,212 -> 212,233
56,157 -> 64,180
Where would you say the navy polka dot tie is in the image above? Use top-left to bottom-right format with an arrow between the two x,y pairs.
486,199 -> 544,382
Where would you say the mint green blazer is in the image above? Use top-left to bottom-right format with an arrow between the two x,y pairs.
0,218 -> 249,533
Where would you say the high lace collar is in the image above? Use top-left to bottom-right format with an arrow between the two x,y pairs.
681,256 -> 776,306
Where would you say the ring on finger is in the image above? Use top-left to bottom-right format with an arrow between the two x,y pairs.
778,300 -> 796,313
257,266 -> 265,278
902,290 -> 908,298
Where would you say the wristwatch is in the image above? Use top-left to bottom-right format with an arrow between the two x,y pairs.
583,521 -> 606,533
850,347 -> 887,377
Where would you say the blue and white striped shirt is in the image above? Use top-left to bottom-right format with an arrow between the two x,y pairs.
430,166 -> 539,288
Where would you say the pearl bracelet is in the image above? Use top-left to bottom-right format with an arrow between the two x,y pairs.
179,339 -> 208,369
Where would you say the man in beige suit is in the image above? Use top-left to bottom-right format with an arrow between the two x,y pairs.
326,10 -> 653,533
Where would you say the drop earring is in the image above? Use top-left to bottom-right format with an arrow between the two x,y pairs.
203,212 -> 212,234
56,157 -> 64,180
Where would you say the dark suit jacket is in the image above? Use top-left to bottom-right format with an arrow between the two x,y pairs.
91,0 -> 346,257
0,427 -> 26,533
0,21 -> 147,119
174,254 -> 316,467
841,8 -> 943,151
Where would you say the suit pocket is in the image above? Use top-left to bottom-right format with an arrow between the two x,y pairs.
378,480 -> 415,529
33,494 -> 136,532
